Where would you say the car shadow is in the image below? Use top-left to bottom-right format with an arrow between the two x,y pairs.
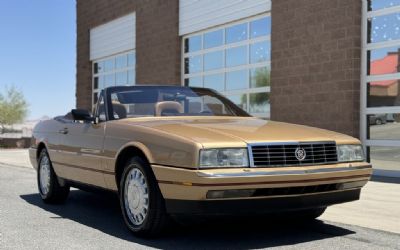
371,175 -> 400,184
20,190 -> 355,249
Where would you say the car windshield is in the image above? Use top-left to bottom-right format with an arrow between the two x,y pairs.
105,86 -> 250,120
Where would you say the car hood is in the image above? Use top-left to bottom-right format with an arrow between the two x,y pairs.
120,116 -> 359,148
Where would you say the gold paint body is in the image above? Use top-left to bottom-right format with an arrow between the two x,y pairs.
29,116 -> 372,200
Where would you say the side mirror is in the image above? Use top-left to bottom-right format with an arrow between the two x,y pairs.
71,109 -> 95,122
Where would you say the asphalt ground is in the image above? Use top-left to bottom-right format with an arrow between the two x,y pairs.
0,162 -> 399,249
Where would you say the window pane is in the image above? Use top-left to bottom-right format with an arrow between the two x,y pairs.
204,29 -> 223,49
368,0 -> 400,11
226,46 -> 247,67
368,13 -> 400,43
116,55 -> 127,69
227,94 -> 247,111
249,92 -> 269,113
368,113 -> 400,139
204,73 -> 224,92
250,41 -> 270,63
104,59 -> 115,71
95,61 -> 104,73
184,35 -> 202,53
104,74 -> 115,88
368,46 -> 400,75
94,62 -> 99,74
116,71 -> 128,85
204,51 -> 224,71
250,17 -> 271,38
128,52 -> 135,66
184,55 -> 202,74
226,70 -> 248,90
367,79 -> 400,107
226,23 -> 247,44
94,77 -> 99,90
250,67 -> 270,88
184,76 -> 203,87
128,70 -> 135,85
369,146 -> 400,172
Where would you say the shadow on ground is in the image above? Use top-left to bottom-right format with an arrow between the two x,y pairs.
21,190 -> 355,249
371,175 -> 400,184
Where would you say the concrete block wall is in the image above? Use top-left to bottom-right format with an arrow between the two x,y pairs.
76,0 -> 181,110
270,0 -> 362,138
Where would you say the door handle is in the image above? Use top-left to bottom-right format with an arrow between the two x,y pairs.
58,128 -> 68,134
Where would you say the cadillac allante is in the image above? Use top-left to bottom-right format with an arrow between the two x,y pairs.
29,86 -> 372,236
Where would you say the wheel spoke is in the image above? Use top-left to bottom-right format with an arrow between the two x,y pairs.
123,166 -> 149,226
39,155 -> 51,195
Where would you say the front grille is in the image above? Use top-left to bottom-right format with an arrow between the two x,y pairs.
250,142 -> 338,167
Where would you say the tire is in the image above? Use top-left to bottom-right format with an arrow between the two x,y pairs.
119,156 -> 169,237
37,149 -> 70,204
375,119 -> 382,125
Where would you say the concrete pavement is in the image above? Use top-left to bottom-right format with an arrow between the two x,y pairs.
321,179 -> 400,234
1,163 -> 400,249
0,149 -> 399,242
0,149 -> 30,168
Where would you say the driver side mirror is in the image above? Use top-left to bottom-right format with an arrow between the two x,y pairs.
71,109 -> 95,123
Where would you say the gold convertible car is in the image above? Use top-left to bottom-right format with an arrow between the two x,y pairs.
29,86 -> 372,236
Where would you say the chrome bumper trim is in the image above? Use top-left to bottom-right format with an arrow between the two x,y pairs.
197,165 -> 372,177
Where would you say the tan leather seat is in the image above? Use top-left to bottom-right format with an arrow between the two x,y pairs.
112,103 -> 127,119
155,101 -> 183,116
207,104 -> 223,114
98,102 -> 127,119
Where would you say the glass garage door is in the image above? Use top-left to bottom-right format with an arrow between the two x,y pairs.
182,14 -> 271,118
362,0 -> 400,176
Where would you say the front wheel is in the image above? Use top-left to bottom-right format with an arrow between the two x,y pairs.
37,149 -> 70,203
119,157 -> 169,237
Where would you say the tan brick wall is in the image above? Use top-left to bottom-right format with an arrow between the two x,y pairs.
270,0 -> 362,138
76,0 -> 180,110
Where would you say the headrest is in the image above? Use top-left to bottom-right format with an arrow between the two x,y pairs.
155,101 -> 183,116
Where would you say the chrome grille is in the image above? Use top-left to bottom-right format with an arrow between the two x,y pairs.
250,142 -> 338,167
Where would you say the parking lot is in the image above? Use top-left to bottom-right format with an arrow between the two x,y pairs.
0,150 -> 399,249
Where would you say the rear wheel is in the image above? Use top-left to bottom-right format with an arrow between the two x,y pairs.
119,156 -> 169,237
37,149 -> 70,203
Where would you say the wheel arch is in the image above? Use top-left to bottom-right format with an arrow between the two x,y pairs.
36,141 -> 48,160
114,142 -> 154,190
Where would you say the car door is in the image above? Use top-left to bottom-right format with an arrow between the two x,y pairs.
57,94 -> 107,188
40,118 -> 68,170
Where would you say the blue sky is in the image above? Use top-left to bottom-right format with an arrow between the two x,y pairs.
0,0 -> 75,120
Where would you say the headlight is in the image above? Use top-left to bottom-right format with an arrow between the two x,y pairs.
337,145 -> 364,162
199,148 -> 249,168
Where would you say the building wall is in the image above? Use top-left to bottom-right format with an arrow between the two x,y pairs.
76,0 -> 181,110
270,0 -> 362,138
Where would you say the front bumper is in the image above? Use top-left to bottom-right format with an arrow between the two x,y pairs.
165,188 -> 361,215
151,162 -> 372,200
